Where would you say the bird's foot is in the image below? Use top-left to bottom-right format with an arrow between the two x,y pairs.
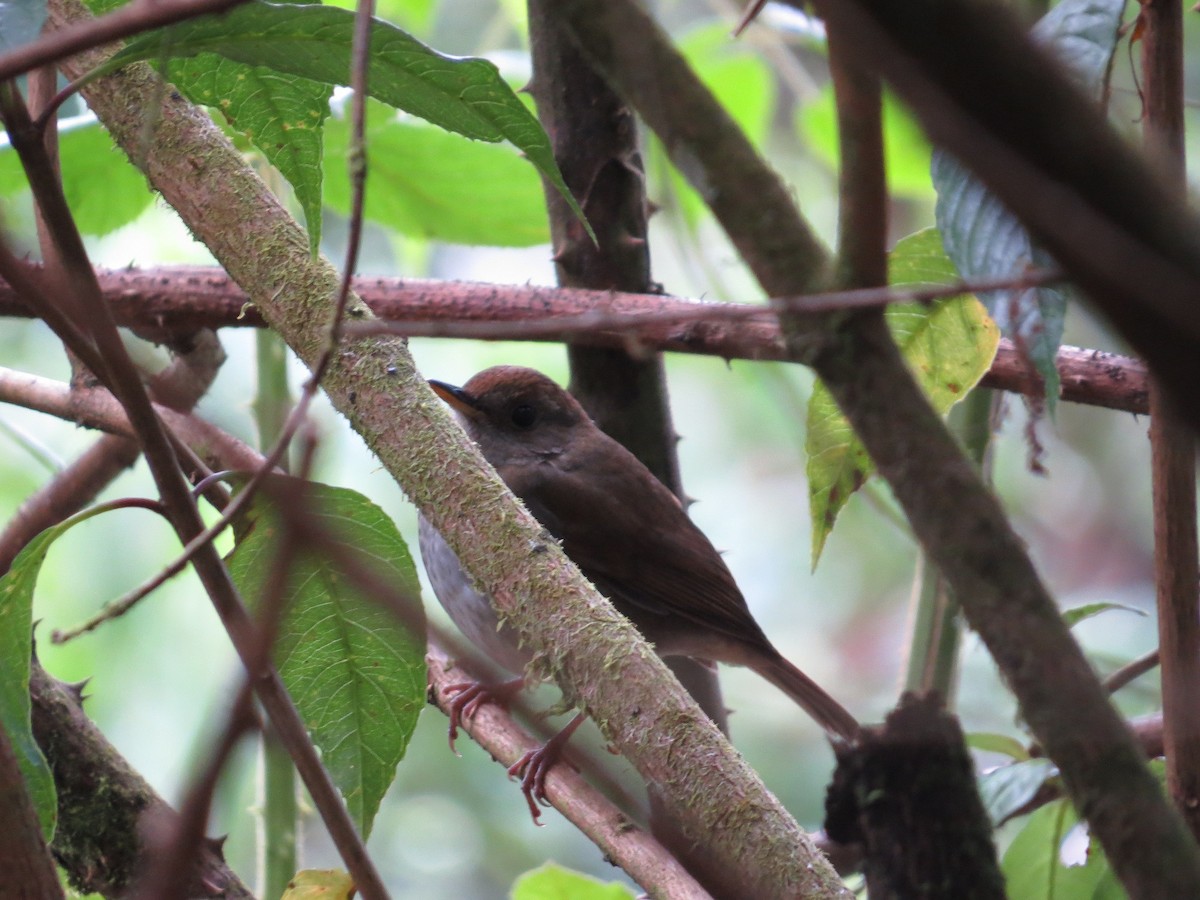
442,677 -> 524,755
507,712 -> 586,825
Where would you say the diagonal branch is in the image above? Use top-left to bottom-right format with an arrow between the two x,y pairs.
551,0 -> 1200,893
1140,0 -> 1200,842
799,0 -> 1200,431
526,1 -> 733,890
427,642 -> 712,900
31,662 -> 253,897
41,2 -> 846,897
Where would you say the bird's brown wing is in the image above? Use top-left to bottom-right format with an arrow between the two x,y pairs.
500,438 -> 773,651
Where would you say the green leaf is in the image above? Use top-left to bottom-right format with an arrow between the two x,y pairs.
932,161 -> 1067,411
978,758 -> 1055,825
169,53 -> 331,255
0,523 -> 106,841
1002,799 -> 1127,900
226,478 -> 426,840
1033,0 -> 1129,96
797,86 -> 933,200
932,0 -> 1125,411
511,863 -> 636,900
103,1 -> 589,239
1061,602 -> 1146,629
280,869 -> 355,899
967,731 -> 1031,762
0,119 -> 153,236
807,228 -> 1000,565
83,0 -> 122,14
323,105 -> 548,246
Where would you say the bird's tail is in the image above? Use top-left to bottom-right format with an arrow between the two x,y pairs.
755,654 -> 861,743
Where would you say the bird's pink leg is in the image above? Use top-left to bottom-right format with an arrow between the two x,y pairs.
508,712 -> 587,825
442,677 -> 525,754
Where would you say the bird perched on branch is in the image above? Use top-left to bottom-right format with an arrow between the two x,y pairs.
421,365 -> 859,820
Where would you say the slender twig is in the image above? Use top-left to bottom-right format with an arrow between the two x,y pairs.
732,0 -> 768,37
554,0 -> 1200,894
0,264 -> 1065,323
334,0 -> 374,342
0,82 -> 390,899
74,0 -> 386,655
1103,649 -> 1160,695
51,0 -> 381,653
792,0 -> 1200,432
826,17 -> 886,290
1140,0 -> 1200,842
526,1 -> 729,890
130,678 -> 260,900
0,266 -> 1150,413
0,0 -> 248,84
427,642 -> 712,900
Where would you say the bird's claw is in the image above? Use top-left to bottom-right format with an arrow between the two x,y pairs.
443,681 -> 492,755
441,676 -> 526,754
508,748 -> 555,825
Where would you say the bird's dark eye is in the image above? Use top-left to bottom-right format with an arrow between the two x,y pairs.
510,404 -> 538,428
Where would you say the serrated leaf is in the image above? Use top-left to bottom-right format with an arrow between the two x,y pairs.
101,1 -> 590,239
512,863 -> 636,900
323,106 -> 548,246
1062,601 -> 1147,629
280,868 -> 355,899
1002,799 -> 1126,900
967,731 -> 1032,762
807,228 -> 1000,565
932,0 -> 1125,411
1032,0 -> 1128,94
932,163 -> 1067,409
978,758 -> 1056,825
227,479 -> 426,839
0,118 -> 153,235
170,52 -> 331,255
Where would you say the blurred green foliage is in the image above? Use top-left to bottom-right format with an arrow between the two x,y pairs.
0,0 -> 1177,896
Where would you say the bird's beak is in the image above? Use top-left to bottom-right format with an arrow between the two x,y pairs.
428,379 -> 482,419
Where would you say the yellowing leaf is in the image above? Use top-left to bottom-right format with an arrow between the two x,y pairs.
281,869 -> 355,899
807,228 -> 1000,565
511,863 -> 635,900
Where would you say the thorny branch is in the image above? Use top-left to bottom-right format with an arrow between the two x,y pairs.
0,267 -> 1148,413
553,0 -> 1200,894
2,0 -> 1190,897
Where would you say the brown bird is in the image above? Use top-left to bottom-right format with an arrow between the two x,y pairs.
421,366 -> 860,817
